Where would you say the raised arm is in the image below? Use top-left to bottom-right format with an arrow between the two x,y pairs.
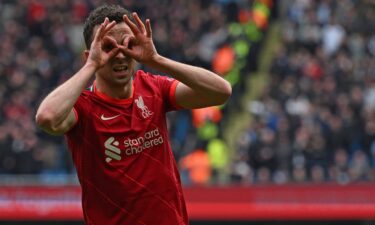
121,13 -> 232,109
35,18 -> 119,135
150,56 -> 232,108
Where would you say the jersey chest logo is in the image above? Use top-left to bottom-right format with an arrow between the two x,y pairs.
103,127 -> 164,163
101,114 -> 120,121
135,95 -> 153,119
104,137 -> 121,163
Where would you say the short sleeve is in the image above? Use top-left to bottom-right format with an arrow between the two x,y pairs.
65,92 -> 91,135
153,75 -> 184,112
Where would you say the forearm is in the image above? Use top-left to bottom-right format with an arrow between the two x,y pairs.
149,54 -> 231,100
120,13 -> 231,107
36,63 -> 96,128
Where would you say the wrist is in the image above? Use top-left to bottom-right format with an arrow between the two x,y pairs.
82,61 -> 99,76
145,53 -> 164,69
84,61 -> 100,71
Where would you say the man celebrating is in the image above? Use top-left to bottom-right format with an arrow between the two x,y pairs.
36,4 -> 231,225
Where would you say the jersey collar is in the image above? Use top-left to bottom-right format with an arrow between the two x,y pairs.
93,80 -> 134,105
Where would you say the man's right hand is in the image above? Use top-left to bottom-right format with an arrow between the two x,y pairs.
86,17 -> 120,69
36,18 -> 120,135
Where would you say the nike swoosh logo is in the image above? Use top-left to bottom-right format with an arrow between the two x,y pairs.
101,114 -> 120,121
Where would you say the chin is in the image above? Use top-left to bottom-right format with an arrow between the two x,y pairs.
111,70 -> 128,78
112,74 -> 132,85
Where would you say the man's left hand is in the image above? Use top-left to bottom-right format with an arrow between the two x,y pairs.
120,12 -> 158,65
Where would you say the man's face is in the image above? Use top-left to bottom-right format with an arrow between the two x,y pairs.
93,22 -> 136,86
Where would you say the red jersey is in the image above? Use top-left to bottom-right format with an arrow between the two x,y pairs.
65,70 -> 188,225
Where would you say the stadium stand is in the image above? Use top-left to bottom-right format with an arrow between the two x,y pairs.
0,0 -> 244,181
0,0 -> 374,187
1,1 -> 375,224
232,0 -> 375,184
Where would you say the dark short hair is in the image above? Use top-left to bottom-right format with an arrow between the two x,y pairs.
83,4 -> 134,49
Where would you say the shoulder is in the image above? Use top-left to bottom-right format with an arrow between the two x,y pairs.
134,70 -> 175,86
134,70 -> 158,82
134,70 -> 160,91
78,88 -> 93,101
74,85 -> 94,108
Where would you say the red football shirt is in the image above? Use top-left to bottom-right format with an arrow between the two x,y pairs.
65,70 -> 188,225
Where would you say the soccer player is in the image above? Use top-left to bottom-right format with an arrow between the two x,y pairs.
35,4 -> 231,225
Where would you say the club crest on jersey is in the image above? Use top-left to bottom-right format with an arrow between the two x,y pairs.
135,95 -> 153,119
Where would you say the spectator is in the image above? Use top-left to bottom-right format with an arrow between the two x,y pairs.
0,0 -> 241,183
235,0 -> 375,184
179,148 -> 212,186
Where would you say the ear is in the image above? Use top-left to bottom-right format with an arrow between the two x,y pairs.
83,50 -> 90,61
81,50 -> 91,64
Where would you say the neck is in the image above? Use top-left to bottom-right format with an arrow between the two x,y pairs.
95,78 -> 133,99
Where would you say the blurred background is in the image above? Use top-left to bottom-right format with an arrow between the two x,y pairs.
0,0 -> 374,224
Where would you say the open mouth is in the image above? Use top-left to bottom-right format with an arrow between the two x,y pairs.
113,65 -> 128,72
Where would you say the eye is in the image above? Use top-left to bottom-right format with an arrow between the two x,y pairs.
103,43 -> 114,52
102,41 -> 115,52
128,40 -> 134,49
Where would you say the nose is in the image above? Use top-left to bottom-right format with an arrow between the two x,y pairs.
115,50 -> 126,59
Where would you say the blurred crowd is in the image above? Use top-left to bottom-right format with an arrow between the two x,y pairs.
3,0 -> 373,186
233,0 -> 375,184
0,0 -> 244,180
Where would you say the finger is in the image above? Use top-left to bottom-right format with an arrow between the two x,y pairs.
103,17 -> 109,26
100,18 -> 109,33
92,23 -> 105,45
93,17 -> 110,43
122,36 -> 130,48
102,36 -> 118,52
133,12 -> 146,35
145,19 -> 152,38
118,45 -> 137,59
122,36 -> 136,49
118,38 -> 137,59
103,20 -> 116,34
103,36 -> 120,59
107,46 -> 120,59
123,14 -> 140,35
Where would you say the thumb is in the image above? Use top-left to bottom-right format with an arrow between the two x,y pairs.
122,36 -> 136,49
119,36 -> 138,59
118,45 -> 139,61
107,47 -> 120,59
102,36 -> 120,59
